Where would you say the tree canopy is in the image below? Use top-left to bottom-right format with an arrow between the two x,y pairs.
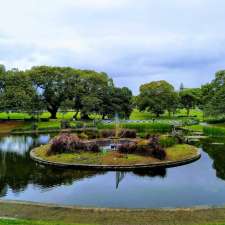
138,80 -> 178,117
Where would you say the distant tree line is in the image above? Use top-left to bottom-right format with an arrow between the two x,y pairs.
0,65 -> 133,119
0,64 -> 224,119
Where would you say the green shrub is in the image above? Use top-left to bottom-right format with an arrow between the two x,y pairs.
118,135 -> 166,160
206,118 -> 225,124
78,132 -> 89,140
97,122 -> 172,133
203,126 -> 225,137
159,135 -> 177,147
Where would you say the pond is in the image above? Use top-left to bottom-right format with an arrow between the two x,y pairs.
0,134 -> 225,208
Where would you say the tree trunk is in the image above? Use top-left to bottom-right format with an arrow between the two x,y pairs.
102,114 -> 106,120
81,113 -> 90,120
48,107 -> 58,119
73,111 -> 79,120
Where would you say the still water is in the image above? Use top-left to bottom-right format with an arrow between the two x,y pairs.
0,134 -> 225,208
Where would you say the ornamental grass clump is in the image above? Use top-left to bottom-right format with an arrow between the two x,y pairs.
118,135 -> 166,160
47,133 -> 86,155
148,135 -> 166,160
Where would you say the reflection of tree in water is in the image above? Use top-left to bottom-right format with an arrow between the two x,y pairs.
0,134 -> 169,195
133,168 -> 166,178
202,138 -> 225,181
115,168 -> 166,188
0,135 -> 104,197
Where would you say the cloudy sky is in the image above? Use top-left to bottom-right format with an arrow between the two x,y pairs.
0,0 -> 225,94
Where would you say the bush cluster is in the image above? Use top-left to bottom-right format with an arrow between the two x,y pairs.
159,135 -> 177,147
118,135 -> 166,160
97,122 -> 172,133
47,133 -> 100,155
119,129 -> 136,138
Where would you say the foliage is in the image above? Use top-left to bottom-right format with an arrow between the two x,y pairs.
100,129 -> 136,138
78,132 -> 89,140
0,69 -> 39,114
203,126 -> 225,137
138,80 -> 179,117
119,129 -> 136,138
98,122 -> 172,133
179,88 -> 201,116
100,129 -> 115,138
202,71 -> 225,117
118,135 -> 166,160
48,133 -> 86,155
159,135 -> 177,147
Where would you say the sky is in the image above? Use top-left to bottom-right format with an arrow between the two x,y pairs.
0,0 -> 225,94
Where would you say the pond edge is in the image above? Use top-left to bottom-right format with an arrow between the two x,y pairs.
30,147 -> 201,171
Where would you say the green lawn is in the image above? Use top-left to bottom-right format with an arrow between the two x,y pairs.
2,200 -> 225,225
1,218 -> 225,225
0,219 -> 93,225
130,108 -> 203,121
0,108 -> 203,121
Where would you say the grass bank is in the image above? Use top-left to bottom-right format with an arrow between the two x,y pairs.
1,201 -> 225,225
0,218 -> 91,225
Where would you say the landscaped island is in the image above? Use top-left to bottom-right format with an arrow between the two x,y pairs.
31,130 -> 200,170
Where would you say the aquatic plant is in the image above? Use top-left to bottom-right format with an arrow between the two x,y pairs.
203,126 -> 225,137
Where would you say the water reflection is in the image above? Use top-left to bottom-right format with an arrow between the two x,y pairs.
2,134 -> 225,208
202,138 -> 225,181
0,134 -> 167,197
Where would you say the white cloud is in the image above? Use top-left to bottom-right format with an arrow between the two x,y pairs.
0,0 -> 225,94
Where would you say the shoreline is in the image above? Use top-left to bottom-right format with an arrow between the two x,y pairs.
1,200 -> 225,225
30,146 -> 201,170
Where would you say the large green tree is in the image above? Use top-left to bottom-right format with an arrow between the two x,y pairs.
28,66 -> 73,119
179,88 -> 201,116
138,80 -> 177,117
203,70 -> 225,116
0,69 -> 37,114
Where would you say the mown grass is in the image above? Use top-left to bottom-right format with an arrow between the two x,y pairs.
183,124 -> 205,132
0,218 -> 224,225
0,108 -> 203,121
0,218 -> 93,225
34,144 -> 197,165
166,144 -> 198,161
130,108 -> 203,120
1,201 -> 225,225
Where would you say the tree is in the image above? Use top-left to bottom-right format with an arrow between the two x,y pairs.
0,69 -> 37,115
203,70 -> 225,117
138,80 -> 177,117
28,66 -> 73,119
180,83 -> 184,91
66,70 -> 112,120
111,87 -> 133,119
179,88 -> 201,116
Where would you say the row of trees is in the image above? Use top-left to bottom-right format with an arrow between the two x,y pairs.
0,63 -> 224,119
136,80 -> 201,117
136,70 -> 225,118
0,65 -> 133,119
